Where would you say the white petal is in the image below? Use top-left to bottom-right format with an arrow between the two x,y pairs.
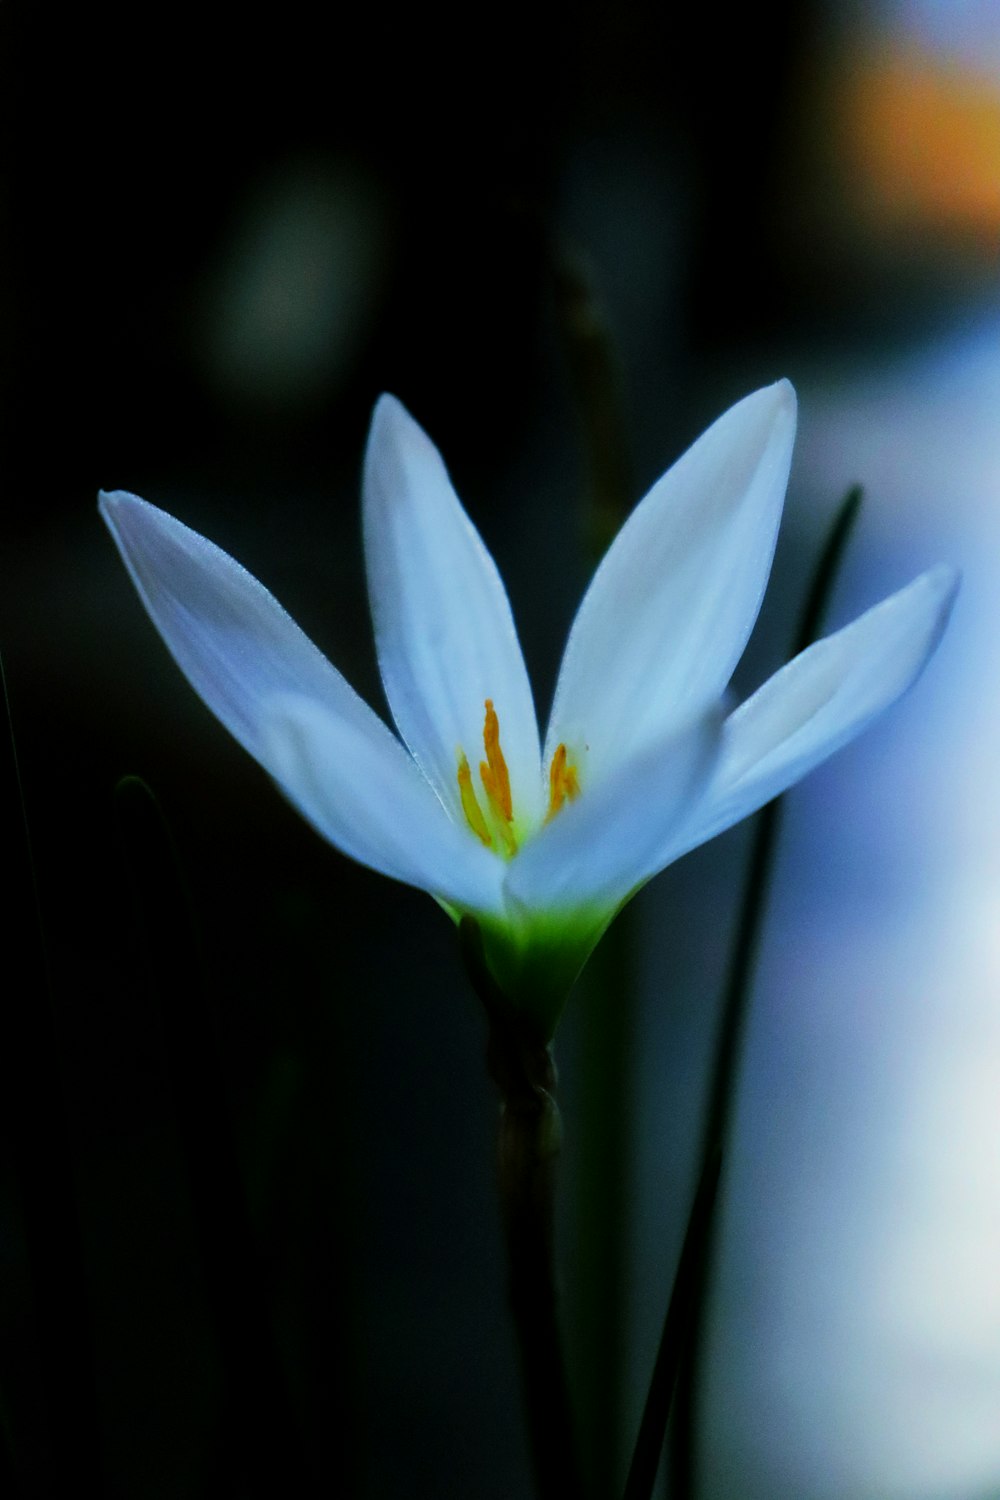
503,710 -> 723,918
363,396 -> 542,827
100,488 -> 393,772
263,695 -> 505,913
100,486 -> 485,894
544,381 -> 796,782
674,565 -> 959,854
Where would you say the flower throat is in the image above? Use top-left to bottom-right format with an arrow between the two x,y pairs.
457,699 -> 579,855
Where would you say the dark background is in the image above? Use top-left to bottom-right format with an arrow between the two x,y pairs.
1,2 -> 993,1497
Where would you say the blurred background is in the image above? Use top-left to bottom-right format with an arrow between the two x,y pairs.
1,0 -> 999,1496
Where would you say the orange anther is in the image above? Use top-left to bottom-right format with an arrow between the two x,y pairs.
480,698 -> 513,823
547,743 -> 580,822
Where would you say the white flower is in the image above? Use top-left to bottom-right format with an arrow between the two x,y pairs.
99,382 -> 957,1034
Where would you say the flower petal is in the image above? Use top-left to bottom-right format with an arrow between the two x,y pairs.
99,488 -> 396,771
544,381 -> 796,782
673,565 -> 959,855
503,709 -> 723,918
101,488 -> 486,892
363,395 -> 542,828
262,694 -> 505,913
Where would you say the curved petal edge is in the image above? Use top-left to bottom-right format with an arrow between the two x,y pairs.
263,692 -> 506,915
673,563 -> 960,855
362,397 -> 541,827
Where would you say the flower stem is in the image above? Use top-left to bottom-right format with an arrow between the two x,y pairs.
461,920 -> 585,1500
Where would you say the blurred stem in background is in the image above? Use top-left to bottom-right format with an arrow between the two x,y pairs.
667,486 -> 864,1499
623,1146 -> 722,1500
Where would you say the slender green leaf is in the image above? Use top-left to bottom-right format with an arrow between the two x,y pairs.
622,1148 -> 721,1500
668,486 -> 864,1499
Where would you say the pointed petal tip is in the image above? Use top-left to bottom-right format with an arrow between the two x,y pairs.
923,560 -> 961,606
885,562 -> 960,652
758,375 -> 797,430
98,487 -> 149,517
909,560 -> 961,656
98,487 -> 125,515
368,391 -> 416,448
371,390 -> 405,424
739,378 -> 798,459
737,376 -> 796,416
98,488 -> 142,534
365,393 -> 431,479
98,490 -> 168,550
712,378 -> 797,469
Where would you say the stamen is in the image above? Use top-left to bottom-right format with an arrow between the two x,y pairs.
457,702 -> 521,857
457,752 -> 492,846
547,743 -> 580,821
493,815 -> 518,858
479,699 -> 513,822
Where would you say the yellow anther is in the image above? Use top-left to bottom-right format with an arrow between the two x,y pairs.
547,743 -> 580,822
456,701 -> 521,856
457,752 -> 492,846
479,699 -> 513,823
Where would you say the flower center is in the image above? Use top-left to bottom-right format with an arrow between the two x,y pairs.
456,699 -> 580,855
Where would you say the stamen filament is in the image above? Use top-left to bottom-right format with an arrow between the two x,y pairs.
458,752 -> 492,846
494,816 -> 518,857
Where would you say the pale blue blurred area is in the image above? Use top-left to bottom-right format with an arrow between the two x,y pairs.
681,311 -> 1000,1498
554,2 -> 1000,1491
886,0 -> 1000,72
